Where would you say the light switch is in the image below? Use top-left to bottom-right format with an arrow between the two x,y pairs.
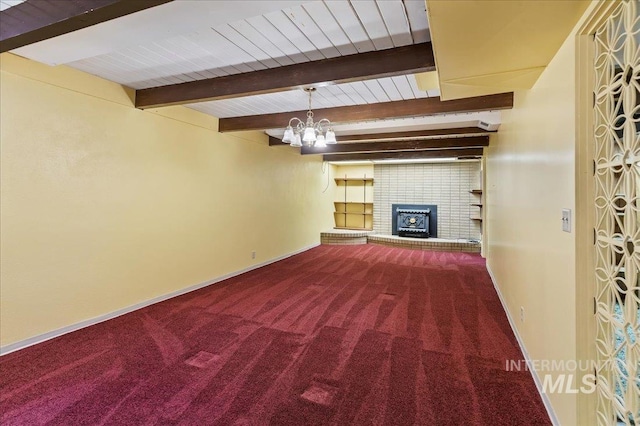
562,209 -> 571,233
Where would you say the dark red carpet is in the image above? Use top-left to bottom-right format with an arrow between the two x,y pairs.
0,244 -> 550,425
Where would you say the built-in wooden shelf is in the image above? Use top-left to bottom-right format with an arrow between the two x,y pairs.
470,189 -> 483,224
334,202 -> 373,214
334,175 -> 373,230
334,212 -> 374,229
335,177 -> 374,183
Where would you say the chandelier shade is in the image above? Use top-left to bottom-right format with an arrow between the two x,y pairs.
282,88 -> 337,147
290,133 -> 302,147
315,134 -> 327,148
325,130 -> 337,144
302,126 -> 316,143
282,127 -> 294,143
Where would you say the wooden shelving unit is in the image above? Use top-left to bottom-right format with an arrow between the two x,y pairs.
470,189 -> 483,222
334,178 -> 374,183
334,176 -> 374,230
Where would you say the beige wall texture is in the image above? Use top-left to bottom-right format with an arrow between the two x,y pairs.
0,53 -> 334,348
484,16 -> 581,426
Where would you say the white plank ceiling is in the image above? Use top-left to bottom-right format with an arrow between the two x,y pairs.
55,0 -> 446,125
0,0 -> 24,11
10,1 -> 312,65
188,76 -> 440,119
7,0 -> 501,133
67,0 -> 430,90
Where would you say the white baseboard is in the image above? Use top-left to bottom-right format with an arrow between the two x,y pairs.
0,243 -> 320,356
485,263 -> 560,426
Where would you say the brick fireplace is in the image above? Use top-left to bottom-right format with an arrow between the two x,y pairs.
373,162 -> 481,240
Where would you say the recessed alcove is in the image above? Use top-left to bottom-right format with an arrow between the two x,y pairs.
324,161 -> 483,252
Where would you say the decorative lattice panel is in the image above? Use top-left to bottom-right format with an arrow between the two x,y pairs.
593,1 -> 640,424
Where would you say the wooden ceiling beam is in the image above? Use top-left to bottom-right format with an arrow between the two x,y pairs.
268,127 -> 493,146
323,148 -> 484,162
135,42 -> 435,108
220,93 -> 513,132
300,136 -> 489,155
336,127 -> 495,142
0,0 -> 173,53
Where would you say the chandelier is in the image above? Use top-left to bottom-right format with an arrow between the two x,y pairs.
281,88 -> 337,147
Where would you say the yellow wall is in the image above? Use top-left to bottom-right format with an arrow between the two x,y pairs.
484,17 -> 579,426
333,164 -> 374,203
0,53 -> 334,348
333,164 -> 374,179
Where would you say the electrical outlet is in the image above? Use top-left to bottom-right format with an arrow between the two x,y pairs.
251,251 -> 256,259
520,306 -> 525,322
